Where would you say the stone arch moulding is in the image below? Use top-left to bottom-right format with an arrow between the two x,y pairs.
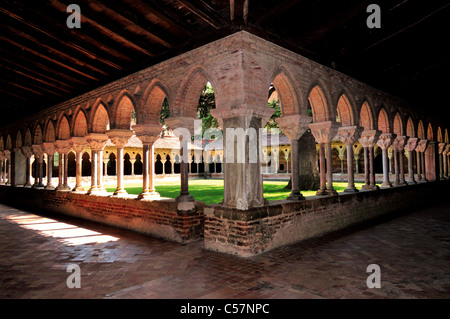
90,99 -> 110,133
32,123 -> 43,145
15,130 -> 22,148
406,117 -> 416,138
306,80 -> 332,123
111,90 -> 137,130
268,66 -> 304,116
427,123 -> 434,141
139,79 -> 170,125
24,127 -> 32,146
174,66 -> 219,119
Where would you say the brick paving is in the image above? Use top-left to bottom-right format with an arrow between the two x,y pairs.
0,202 -> 449,299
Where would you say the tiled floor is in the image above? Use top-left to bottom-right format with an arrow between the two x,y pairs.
0,201 -> 449,299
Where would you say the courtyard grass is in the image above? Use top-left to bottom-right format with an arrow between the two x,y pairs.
105,179 -> 372,205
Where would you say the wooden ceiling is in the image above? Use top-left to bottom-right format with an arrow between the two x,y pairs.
1,0 -> 449,127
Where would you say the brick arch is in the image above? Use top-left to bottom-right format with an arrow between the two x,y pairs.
90,99 -> 110,133
359,101 -> 374,130
56,114 -> 71,140
417,120 -> 425,139
437,127 -> 443,142
15,130 -> 23,148
0,136 -> 4,151
44,119 -> 56,142
393,112 -> 404,135
270,68 -> 302,116
112,91 -> 136,129
140,79 -> 169,124
72,109 -> 88,137
427,123 -> 434,140
6,134 -> 12,150
445,128 -> 449,143
33,124 -> 43,145
377,107 -> 390,133
336,93 -> 355,126
175,67 -> 217,118
406,117 -> 415,137
307,83 -> 330,122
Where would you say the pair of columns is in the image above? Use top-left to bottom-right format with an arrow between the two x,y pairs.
438,143 -> 449,180
0,152 -> 10,185
414,139 -> 429,183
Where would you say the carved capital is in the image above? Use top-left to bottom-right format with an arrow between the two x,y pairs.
42,142 -> 55,155
132,123 -> 163,145
85,133 -> 109,151
106,129 -> 133,148
53,140 -> 72,154
21,146 -> 33,158
336,126 -> 363,146
164,117 -> 198,136
211,107 -> 274,130
443,144 -> 450,155
358,130 -> 381,148
392,135 -> 408,151
415,139 -> 428,153
308,121 -> 340,144
31,144 -> 44,157
69,137 -> 88,153
376,133 -> 396,150
275,115 -> 311,141
404,137 -> 418,152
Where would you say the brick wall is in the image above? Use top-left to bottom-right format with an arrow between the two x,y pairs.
204,181 -> 450,257
0,187 -> 204,243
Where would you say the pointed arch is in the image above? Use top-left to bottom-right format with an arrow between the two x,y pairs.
417,120 -> 425,139
57,114 -> 71,140
0,136 -> 4,151
427,123 -> 433,140
175,67 -> 217,118
91,100 -> 110,133
406,117 -> 415,137
33,124 -> 43,145
308,84 -> 330,122
113,91 -> 136,129
336,94 -> 354,126
393,112 -> 403,135
359,101 -> 374,130
15,130 -> 23,148
6,134 -> 12,150
140,79 -> 169,124
73,109 -> 88,137
437,127 -> 443,143
445,128 -> 449,143
377,107 -> 390,133
44,119 -> 56,142
271,68 -> 302,116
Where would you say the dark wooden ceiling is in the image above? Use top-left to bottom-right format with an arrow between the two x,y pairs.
1,0 -> 449,127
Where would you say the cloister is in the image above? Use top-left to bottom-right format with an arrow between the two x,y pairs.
1,31 -> 449,257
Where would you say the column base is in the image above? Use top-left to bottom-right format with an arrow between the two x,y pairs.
361,184 -> 371,190
325,188 -> 338,196
381,181 -> 393,188
113,188 -> 128,196
286,191 -> 305,201
87,186 -> 100,194
316,187 -> 328,196
138,191 -> 160,200
419,178 -> 428,183
392,181 -> 402,187
407,180 -> 417,185
176,193 -> 195,202
44,184 -> 55,190
32,184 -> 44,189
23,183 -> 32,188
72,186 -> 86,193
56,184 -> 71,191
344,187 -> 359,193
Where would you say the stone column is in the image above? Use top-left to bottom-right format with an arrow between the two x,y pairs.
106,129 -> 133,196
31,145 -> 44,188
404,138 -> 418,185
416,139 -> 428,182
86,133 -> 109,195
0,152 -> 4,185
133,124 -> 162,200
358,130 -> 380,190
21,146 -> 33,187
103,158 -> 109,177
69,137 -> 87,192
354,154 -> 360,174
337,126 -> 362,193
276,115 -> 311,200
438,143 -> 446,180
130,158 -> 136,176
42,142 -> 56,190
443,145 -> 450,179
392,136 -> 408,186
4,151 -> 11,185
377,133 -> 396,188
309,121 -> 340,196
53,140 -> 71,191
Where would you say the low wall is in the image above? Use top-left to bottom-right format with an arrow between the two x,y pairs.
204,181 -> 450,257
0,186 -> 205,244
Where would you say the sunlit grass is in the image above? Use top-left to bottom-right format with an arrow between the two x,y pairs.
105,179 -> 377,205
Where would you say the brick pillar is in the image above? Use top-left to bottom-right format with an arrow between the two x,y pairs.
309,121 -> 340,196
276,115 -> 311,200
358,130 -> 381,191
377,133 -> 396,188
86,133 -> 109,195
404,138 -> 418,185
106,129 -> 133,197
133,124 -> 162,200
337,126 -> 362,193
69,137 -> 87,192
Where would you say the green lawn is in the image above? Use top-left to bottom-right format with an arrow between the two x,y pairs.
105,179 -> 373,205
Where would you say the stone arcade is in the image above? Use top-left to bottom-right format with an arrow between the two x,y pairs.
0,32 -> 449,257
